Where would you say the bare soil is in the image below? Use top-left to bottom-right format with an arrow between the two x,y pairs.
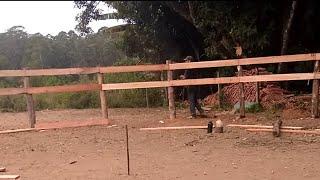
0,108 -> 320,180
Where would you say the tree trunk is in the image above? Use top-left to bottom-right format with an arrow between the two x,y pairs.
277,1 -> 297,74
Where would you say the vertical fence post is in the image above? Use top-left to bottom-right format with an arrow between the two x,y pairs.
23,68 -> 36,128
312,60 -> 319,118
161,71 -> 168,106
166,60 -> 176,119
145,89 -> 149,108
238,65 -> 245,118
255,67 -> 260,105
97,73 -> 108,119
217,70 -> 222,108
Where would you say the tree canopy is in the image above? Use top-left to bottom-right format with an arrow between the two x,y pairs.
75,1 -> 320,67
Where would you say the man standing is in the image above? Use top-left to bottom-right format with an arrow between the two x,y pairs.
180,56 -> 205,119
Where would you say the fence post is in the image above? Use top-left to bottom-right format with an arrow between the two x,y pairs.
255,67 -> 260,104
312,60 -> 319,118
238,65 -> 245,118
217,70 -> 222,108
145,89 -> 149,108
23,68 -> 36,128
166,60 -> 176,119
97,73 -> 108,119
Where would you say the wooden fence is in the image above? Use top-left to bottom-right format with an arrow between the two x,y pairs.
0,53 -> 319,128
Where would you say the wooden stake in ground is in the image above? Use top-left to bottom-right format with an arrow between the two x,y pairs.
125,125 -> 130,176
166,60 -> 176,119
23,69 -> 36,128
272,119 -> 282,137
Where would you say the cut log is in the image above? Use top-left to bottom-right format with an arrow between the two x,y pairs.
0,167 -> 5,172
246,128 -> 320,135
227,124 -> 303,130
0,175 -> 20,179
140,126 -> 208,131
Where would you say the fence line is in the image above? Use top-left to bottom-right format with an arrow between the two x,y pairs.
0,53 -> 318,128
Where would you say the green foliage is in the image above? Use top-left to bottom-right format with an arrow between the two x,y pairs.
246,103 -> 263,113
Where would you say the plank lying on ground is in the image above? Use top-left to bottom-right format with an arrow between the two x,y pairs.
0,128 -> 37,134
246,128 -> 320,135
0,167 -> 5,172
140,126 -> 208,131
227,124 -> 303,130
0,175 -> 20,179
35,119 -> 110,130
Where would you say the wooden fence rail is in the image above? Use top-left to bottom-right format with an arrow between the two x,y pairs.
0,53 -> 318,128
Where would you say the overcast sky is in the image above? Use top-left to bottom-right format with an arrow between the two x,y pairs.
0,1 -> 126,36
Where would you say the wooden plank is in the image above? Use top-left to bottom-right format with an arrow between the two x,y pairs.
102,81 -> 169,90
23,75 -> 36,128
0,128 -> 37,134
102,73 -> 320,90
312,60 -> 319,118
0,67 -> 99,77
0,167 -> 5,172
0,88 -> 25,96
167,60 -> 176,119
226,124 -> 303,130
27,83 -> 101,94
0,175 -> 20,179
140,126 -> 208,131
169,53 -> 320,70
100,64 -> 168,73
0,53 -> 318,77
97,73 -> 108,119
246,128 -> 320,135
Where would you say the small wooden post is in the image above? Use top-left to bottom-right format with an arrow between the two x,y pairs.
125,125 -> 130,176
97,73 -> 108,119
238,65 -> 245,118
23,69 -> 36,128
166,60 -> 176,119
217,70 -> 222,108
255,67 -> 260,104
312,60 -> 319,118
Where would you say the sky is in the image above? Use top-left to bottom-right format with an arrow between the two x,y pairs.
0,1 -> 126,36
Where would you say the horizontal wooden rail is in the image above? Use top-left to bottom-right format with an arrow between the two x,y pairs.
0,83 -> 101,96
0,67 -> 100,77
102,73 -> 320,90
0,53 -> 318,77
100,64 -> 168,73
169,53 -> 319,70
103,81 -> 169,90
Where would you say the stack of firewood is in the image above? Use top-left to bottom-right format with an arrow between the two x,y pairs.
204,68 -> 292,108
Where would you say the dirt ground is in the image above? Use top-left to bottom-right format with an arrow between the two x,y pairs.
0,108 -> 320,180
